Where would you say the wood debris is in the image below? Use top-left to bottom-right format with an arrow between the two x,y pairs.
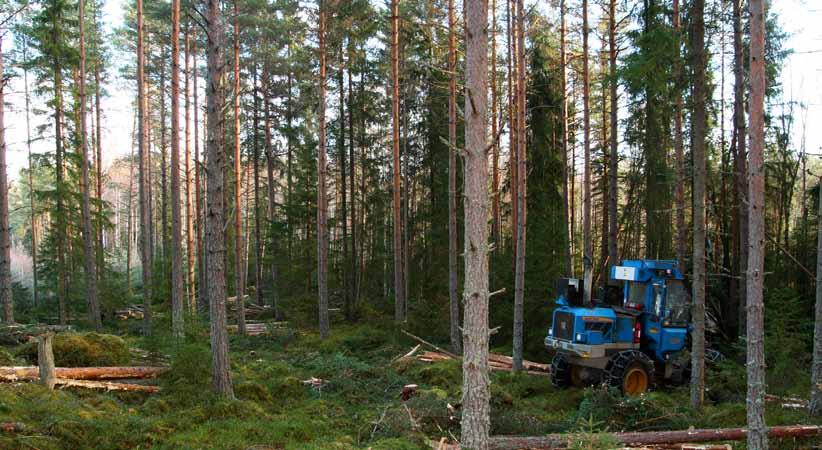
302,377 -> 327,390
54,378 -> 159,393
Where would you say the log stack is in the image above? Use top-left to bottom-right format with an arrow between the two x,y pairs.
114,305 -> 145,320
416,350 -> 550,376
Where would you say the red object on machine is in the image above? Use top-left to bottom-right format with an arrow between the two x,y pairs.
632,321 -> 642,344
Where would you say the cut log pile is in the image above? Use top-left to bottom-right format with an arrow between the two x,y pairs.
416,350 -> 550,376
0,366 -> 166,382
227,320 -> 288,336
0,365 -> 165,393
114,305 -> 145,320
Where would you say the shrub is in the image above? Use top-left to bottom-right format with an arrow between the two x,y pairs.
16,333 -> 130,367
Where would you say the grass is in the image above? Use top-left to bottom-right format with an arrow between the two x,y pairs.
0,323 -> 821,449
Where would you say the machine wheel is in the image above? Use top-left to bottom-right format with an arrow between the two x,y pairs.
551,353 -> 572,388
604,350 -> 655,396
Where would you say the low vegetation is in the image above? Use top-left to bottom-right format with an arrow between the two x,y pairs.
0,324 -> 819,449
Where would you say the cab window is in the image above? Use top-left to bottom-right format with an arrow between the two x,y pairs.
627,282 -> 646,308
664,280 -> 690,327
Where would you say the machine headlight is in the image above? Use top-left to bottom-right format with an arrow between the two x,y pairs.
575,333 -> 585,343
548,328 -> 553,336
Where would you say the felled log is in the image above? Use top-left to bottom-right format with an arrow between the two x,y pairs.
416,350 -> 550,376
477,425 -> 822,449
0,422 -> 25,433
0,366 -> 167,382
54,378 -> 159,393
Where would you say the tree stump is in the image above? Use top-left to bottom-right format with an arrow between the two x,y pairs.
37,332 -> 55,389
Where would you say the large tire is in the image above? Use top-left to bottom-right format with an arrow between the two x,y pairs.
551,353 -> 572,389
604,350 -> 655,395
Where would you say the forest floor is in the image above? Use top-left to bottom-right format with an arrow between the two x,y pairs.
0,322 -> 821,449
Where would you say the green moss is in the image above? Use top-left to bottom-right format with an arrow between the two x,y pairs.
16,333 -> 130,367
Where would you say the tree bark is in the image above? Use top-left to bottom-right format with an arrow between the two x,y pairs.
461,0 -> 490,446
447,0 -> 460,356
137,0 -> 153,335
339,46 -> 350,321
317,0 -> 330,339
170,0 -> 185,338
391,0 -> 405,323
347,41 -> 358,311
233,0 -> 246,336
511,0 -> 526,373
689,0 -> 706,410
78,0 -> 101,331
0,38 -> 11,324
746,0 -> 768,447
206,0 -> 234,398
37,333 -> 55,389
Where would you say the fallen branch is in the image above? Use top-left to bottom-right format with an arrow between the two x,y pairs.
478,425 -> 822,449
0,366 -> 167,382
54,378 -> 159,393
401,330 -> 459,359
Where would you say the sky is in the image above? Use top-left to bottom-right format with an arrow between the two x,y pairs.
3,0 -> 821,182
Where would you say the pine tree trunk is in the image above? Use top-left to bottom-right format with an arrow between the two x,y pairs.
391,0 -> 405,322
251,68 -> 263,308
689,0 -> 706,410
263,67 -> 279,316
733,0 -> 749,338
193,33 -> 206,313
673,0 -> 686,271
54,39 -> 68,326
746,0 -> 767,446
317,0 -> 330,339
511,0 -> 527,373
607,0 -> 618,271
38,333 -> 55,389
137,0 -> 153,335
0,38 -> 11,324
233,0 -> 246,336
461,0 -> 490,445
508,0 -> 518,261
78,0 -> 102,331
184,26 -> 196,312
22,46 -> 37,307
581,0 -> 592,303
560,0 -> 571,276
170,0 -> 185,338
490,0 -> 499,247
347,41 -> 358,310
447,0 -> 460,355
811,155 -> 822,416
126,122 -> 135,295
206,0 -> 234,398
339,47 -> 350,321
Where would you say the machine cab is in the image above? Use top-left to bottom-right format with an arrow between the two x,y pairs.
613,260 -> 690,361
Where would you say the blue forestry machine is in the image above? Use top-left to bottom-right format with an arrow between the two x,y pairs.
545,260 -> 692,395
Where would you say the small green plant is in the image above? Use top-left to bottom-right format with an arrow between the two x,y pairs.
567,415 -> 619,450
